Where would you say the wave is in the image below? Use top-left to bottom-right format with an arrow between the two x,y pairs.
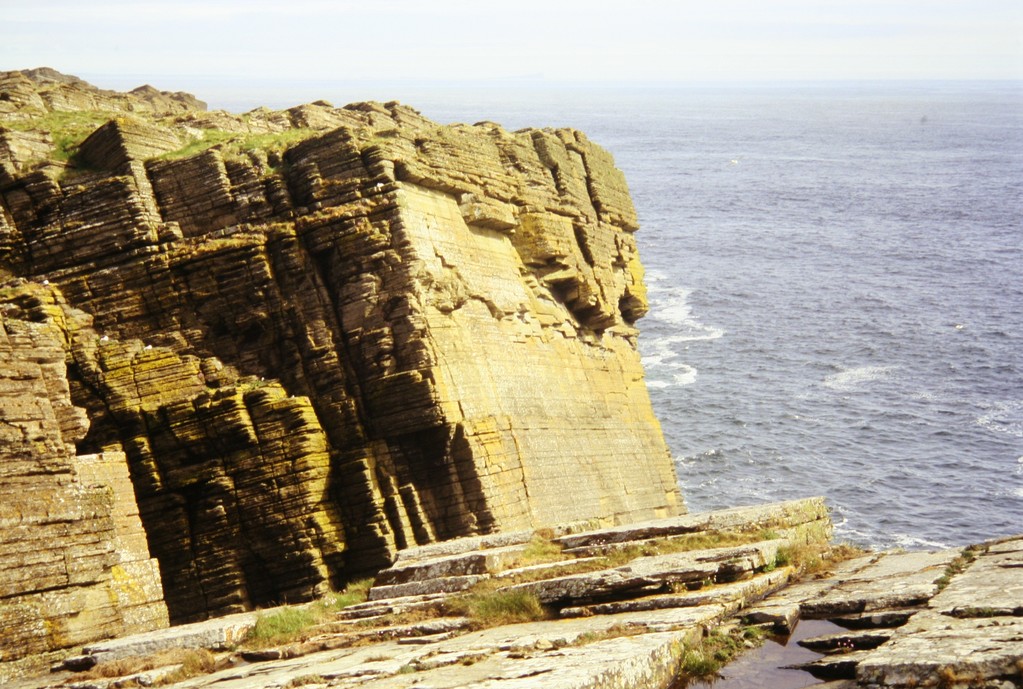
976,399 -> 1023,438
647,285 -> 725,336
835,523 -> 950,551
646,364 -> 698,388
823,365 -> 895,391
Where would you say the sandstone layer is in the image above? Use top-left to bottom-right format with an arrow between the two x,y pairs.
0,281 -> 167,680
0,67 -> 683,669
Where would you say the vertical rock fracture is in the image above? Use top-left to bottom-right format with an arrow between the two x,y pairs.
0,68 -> 683,672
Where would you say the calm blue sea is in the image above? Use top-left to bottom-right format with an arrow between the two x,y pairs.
222,82 -> 1023,550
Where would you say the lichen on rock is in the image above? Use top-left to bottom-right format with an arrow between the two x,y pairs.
0,68 -> 683,671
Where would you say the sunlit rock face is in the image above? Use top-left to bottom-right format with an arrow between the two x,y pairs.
0,70 -> 683,637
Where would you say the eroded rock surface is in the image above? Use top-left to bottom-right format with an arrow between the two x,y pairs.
0,282 -> 167,681
0,67 -> 681,669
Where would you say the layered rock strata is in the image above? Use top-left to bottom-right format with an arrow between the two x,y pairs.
0,68 -> 682,639
0,282 -> 167,681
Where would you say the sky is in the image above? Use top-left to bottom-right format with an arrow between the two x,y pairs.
3,0 -> 1022,106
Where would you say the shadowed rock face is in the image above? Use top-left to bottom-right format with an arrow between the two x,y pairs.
0,69 -> 683,639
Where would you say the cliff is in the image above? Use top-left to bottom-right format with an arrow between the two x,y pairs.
0,69 -> 682,674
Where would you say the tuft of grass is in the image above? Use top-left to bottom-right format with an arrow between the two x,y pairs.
935,546 -> 980,592
325,577 -> 374,610
515,531 -> 566,566
448,589 -> 550,627
675,626 -> 768,684
246,606 -> 319,647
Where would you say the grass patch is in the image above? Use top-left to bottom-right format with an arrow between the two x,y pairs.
935,545 -> 980,592
240,578 -> 377,648
675,626 -> 768,685
246,606 -> 320,647
514,531 -> 566,567
158,127 -> 316,163
324,577 -> 374,611
2,110 -> 112,165
448,589 -> 550,627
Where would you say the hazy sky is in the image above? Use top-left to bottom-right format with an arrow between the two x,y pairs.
4,0 -> 1022,92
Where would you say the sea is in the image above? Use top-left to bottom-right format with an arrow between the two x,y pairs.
212,81 -> 1023,551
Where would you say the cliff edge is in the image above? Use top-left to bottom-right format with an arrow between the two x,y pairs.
0,69 -> 682,673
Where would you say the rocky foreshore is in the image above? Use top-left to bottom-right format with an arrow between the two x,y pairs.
10,497 -> 1022,689
2,70 -> 1020,689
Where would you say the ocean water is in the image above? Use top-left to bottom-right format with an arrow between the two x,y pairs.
227,83 -> 1023,550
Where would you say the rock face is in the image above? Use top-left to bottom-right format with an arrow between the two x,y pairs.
0,282 -> 167,680
0,65 -> 682,657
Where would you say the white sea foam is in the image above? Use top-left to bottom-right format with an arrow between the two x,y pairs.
976,400 -> 1023,438
889,533 -> 951,550
823,365 -> 895,391
649,287 -> 724,337
673,365 -> 698,386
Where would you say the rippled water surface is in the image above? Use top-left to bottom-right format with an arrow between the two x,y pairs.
334,83 -> 1023,549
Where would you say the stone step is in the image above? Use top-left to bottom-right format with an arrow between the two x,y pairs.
336,592 -> 450,620
367,574 -> 489,601
392,530 -> 536,564
797,628 -> 893,652
552,497 -> 829,551
560,567 -> 792,618
743,601 -> 801,634
55,610 -> 258,670
827,608 -> 918,630
505,539 -> 785,606
799,549 -> 960,618
373,544 -> 528,586
493,557 -> 605,580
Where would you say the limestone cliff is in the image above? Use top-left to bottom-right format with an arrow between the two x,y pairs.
0,68 -> 682,654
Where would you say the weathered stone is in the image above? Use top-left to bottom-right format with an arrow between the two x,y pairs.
929,539 -> 1023,618
560,567 -> 793,618
373,545 -> 528,586
799,550 -> 960,617
367,574 -> 491,601
797,628 -> 893,652
507,539 -> 784,606
77,118 -> 181,171
1,70 -> 685,633
850,540 -> 1023,687
744,600 -> 803,634
827,609 -> 918,630
855,613 -> 1023,687
0,283 -> 167,682
80,611 -> 258,664
554,497 -> 831,552
797,650 -> 872,680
